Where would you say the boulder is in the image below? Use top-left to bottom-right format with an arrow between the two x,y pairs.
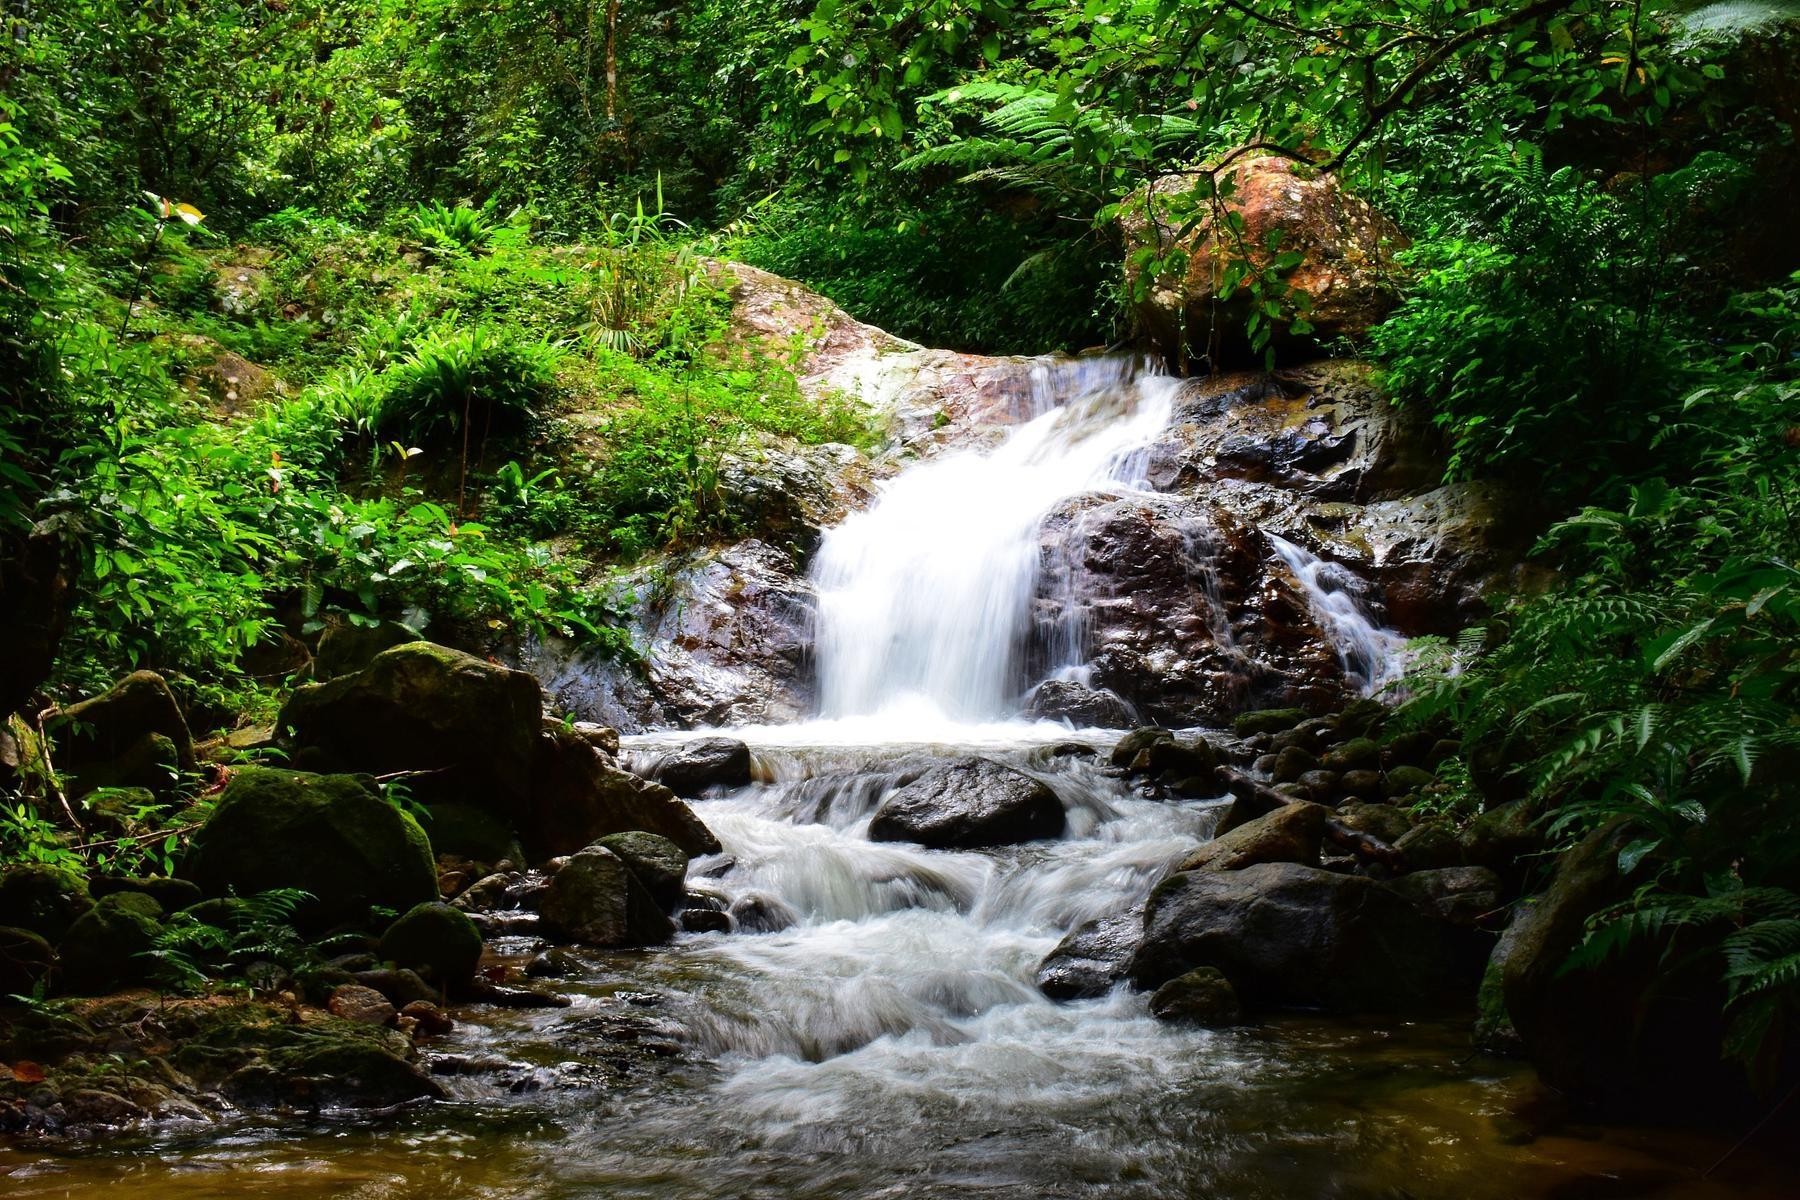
1149,966 -> 1241,1026
1024,680 -> 1136,728
1461,798 -> 1545,872
1109,728 -> 1174,771
528,726 -> 720,859
1233,708 -> 1308,737
0,865 -> 93,941
418,802 -> 527,866
1173,801 -> 1327,873
88,875 -> 202,912
59,892 -> 165,994
377,902 -> 483,989
1387,866 -> 1503,928
327,983 -> 397,1027
1123,154 -> 1404,361
278,642 -> 543,809
643,736 -> 752,797
1383,764 -> 1436,799
1393,821 -> 1465,871
180,767 -> 438,928
1334,801 -> 1413,844
595,831 -> 688,910
0,925 -> 57,997
1036,909 -> 1143,1000
868,757 -> 1065,849
313,619 -> 422,681
1271,745 -> 1318,783
539,846 -> 674,947
1129,862 -> 1480,1012
1320,737 -> 1380,773
54,670 -> 195,789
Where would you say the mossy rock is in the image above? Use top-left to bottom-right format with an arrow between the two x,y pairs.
59,892 -> 165,994
56,670 -> 195,773
313,619 -> 423,681
1149,966 -> 1242,1025
377,902 -> 482,990
1232,708 -> 1308,737
1319,736 -> 1380,773
180,766 -> 437,929
0,864 -> 94,941
90,875 -> 203,912
595,831 -> 688,910
1383,764 -> 1436,799
68,731 -> 182,800
0,925 -> 58,997
80,786 -> 161,834
419,802 -> 526,866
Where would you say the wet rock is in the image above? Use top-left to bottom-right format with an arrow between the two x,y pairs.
1149,966 -> 1241,1026
59,892 -> 164,994
378,902 -> 483,991
1393,821 -> 1464,871
223,1026 -> 444,1109
528,725 -> 721,859
401,1000 -> 454,1036
54,670 -> 196,794
64,1087 -> 147,1128
279,641 -> 543,810
451,871 -> 516,914
352,968 -> 441,1009
525,948 -> 584,978
1110,728 -> 1173,770
0,925 -> 58,996
1173,801 -> 1327,873
1123,154 -> 1403,358
1036,909 -> 1143,1000
1334,801 -> 1412,844
1233,708 -> 1309,737
570,722 -> 621,755
868,757 -> 1065,849
1129,862 -> 1480,1012
643,736 -> 752,796
1294,769 -> 1341,803
1024,679 -> 1137,728
595,831 -> 689,909
1339,768 -> 1383,801
679,908 -> 731,934
540,846 -> 674,947
328,984 -> 397,1027
467,980 -> 572,1009
180,767 -> 438,928
1320,737 -> 1380,772
1271,745 -> 1318,783
0,864 -> 93,941
88,874 -> 202,912
1383,764 -> 1436,799
728,893 -> 797,934
1388,866 -> 1503,928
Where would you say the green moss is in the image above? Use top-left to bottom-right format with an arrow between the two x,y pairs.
0,865 -> 95,942
378,901 -> 483,988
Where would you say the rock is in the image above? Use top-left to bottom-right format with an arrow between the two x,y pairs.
1129,862 -> 1479,1012
1334,801 -> 1412,844
594,832 -> 688,910
1394,821 -> 1465,871
419,802 -> 526,865
1271,745 -> 1318,783
1335,699 -> 1387,740
643,736 -> 752,796
79,786 -> 159,835
539,846 -> 674,947
353,968 -> 441,1008
1294,769 -> 1341,803
1036,910 -> 1143,1000
1388,866 -> 1503,928
1461,799 -> 1545,872
59,892 -> 164,993
88,875 -> 202,912
1024,680 -> 1137,728
1149,966 -> 1242,1026
1123,154 -> 1404,360
328,984 -> 397,1027
1233,708 -> 1309,737
728,892 -> 796,933
0,517 -> 75,722
679,908 -> 731,934
64,1087 -> 147,1128
868,757 -> 1065,849
525,948 -> 584,978
221,1020 -> 444,1109
528,726 -> 721,859
570,722 -> 620,755
180,767 -> 438,928
0,925 -> 57,996
54,670 -> 195,792
1110,728 -> 1174,771
1339,768 -> 1383,800
1173,801 -> 1327,873
313,619 -> 422,680
278,642 -> 543,809
400,1000 -> 454,1035
450,871 -> 516,914
0,865 -> 93,941
1320,737 -> 1380,772
1383,764 -> 1436,798
378,902 -> 483,990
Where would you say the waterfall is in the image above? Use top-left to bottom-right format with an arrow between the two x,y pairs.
810,357 -> 1179,728
1267,533 -> 1408,694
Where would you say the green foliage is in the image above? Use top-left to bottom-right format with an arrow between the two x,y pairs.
412,201 -> 497,257
376,324 -> 564,443
146,887 -> 313,993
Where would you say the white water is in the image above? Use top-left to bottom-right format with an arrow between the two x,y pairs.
1268,533 -> 1408,695
812,357 -> 1181,727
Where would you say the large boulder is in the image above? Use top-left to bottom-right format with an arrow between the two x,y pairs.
1172,801 -> 1326,874
0,864 -> 93,941
313,619 -> 422,681
1129,861 -> 1481,1012
528,726 -> 720,859
53,670 -> 194,796
1024,680 -> 1136,728
642,736 -> 752,797
59,892 -> 165,994
1122,154 -> 1404,362
1035,909 -> 1143,1000
539,845 -> 674,947
595,831 -> 688,910
278,642 -> 543,808
868,757 -> 1065,849
180,767 -> 438,928
377,902 -> 483,990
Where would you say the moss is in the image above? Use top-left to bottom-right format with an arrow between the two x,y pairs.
59,892 -> 165,994
377,902 -> 482,988
1232,708 -> 1308,737
0,864 -> 94,942
420,801 -> 526,865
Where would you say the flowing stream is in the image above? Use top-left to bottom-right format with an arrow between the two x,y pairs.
3,359 -> 1778,1198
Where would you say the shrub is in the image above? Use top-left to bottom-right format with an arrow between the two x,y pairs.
375,324 -> 562,443
412,200 -> 496,256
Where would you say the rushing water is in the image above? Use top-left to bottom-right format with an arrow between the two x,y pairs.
1267,534 -> 1409,694
4,359 -> 1781,1196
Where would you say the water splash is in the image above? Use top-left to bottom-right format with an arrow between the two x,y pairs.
1267,533 -> 1408,694
812,357 -> 1179,726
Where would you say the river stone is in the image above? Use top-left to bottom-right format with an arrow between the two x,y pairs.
729,892 -> 797,934
88,875 -> 202,913
328,984 -> 397,1027
378,902 -> 483,989
313,619 -> 421,680
1387,866 -> 1503,928
1294,769 -> 1340,803
1173,801 -> 1326,873
180,766 -> 438,929
1110,728 -> 1174,771
680,908 -> 732,934
868,757 -> 1065,849
1129,861 -> 1478,1012
1383,764 -> 1436,799
1335,801 -> 1412,844
529,725 -> 721,859
1149,966 -> 1241,1026
1394,821 -> 1464,870
59,892 -> 165,994
278,641 -> 543,809
540,846 -> 674,947
1232,708 -> 1309,737
595,831 -> 688,909
1320,737 -> 1380,773
1036,909 -> 1143,1000
1272,745 -> 1318,783
1024,680 -> 1136,728
0,864 -> 93,941
643,737 -> 752,796
1339,769 -> 1383,800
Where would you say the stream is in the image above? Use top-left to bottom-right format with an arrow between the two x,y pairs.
3,359 -> 1787,1197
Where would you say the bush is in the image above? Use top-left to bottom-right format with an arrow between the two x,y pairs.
375,324 -> 562,443
412,200 -> 496,257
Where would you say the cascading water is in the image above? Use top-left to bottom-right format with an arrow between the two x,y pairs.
811,357 -> 1179,727
1268,533 -> 1409,694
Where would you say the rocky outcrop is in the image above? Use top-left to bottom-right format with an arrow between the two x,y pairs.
180,767 -> 439,928
868,757 -> 1065,849
1121,153 -> 1405,362
640,737 -> 753,797
528,725 -> 720,859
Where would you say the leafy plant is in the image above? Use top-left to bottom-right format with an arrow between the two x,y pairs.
145,887 -> 313,993
413,200 -> 497,257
